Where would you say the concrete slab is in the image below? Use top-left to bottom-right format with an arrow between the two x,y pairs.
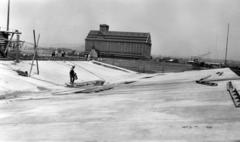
0,61 -> 240,141
0,76 -> 240,141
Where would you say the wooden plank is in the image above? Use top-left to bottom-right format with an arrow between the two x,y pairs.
29,30 -> 40,76
65,80 -> 105,88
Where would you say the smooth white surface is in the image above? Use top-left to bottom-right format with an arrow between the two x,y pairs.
0,61 -> 240,142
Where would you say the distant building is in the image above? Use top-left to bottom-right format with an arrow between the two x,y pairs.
85,24 -> 152,59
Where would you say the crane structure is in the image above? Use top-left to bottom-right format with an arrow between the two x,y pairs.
0,0 -> 24,60
190,51 -> 211,63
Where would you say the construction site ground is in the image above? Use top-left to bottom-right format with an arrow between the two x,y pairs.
0,60 -> 240,142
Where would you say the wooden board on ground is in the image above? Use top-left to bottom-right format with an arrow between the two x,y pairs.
53,87 -> 91,95
74,85 -> 114,93
196,80 -> 218,86
65,80 -> 105,88
53,84 -> 113,95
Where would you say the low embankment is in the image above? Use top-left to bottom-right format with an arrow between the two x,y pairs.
100,58 -> 193,73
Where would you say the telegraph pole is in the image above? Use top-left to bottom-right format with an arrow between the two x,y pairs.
224,23 -> 230,66
7,0 -> 10,31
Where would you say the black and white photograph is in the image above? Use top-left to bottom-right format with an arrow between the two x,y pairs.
1,0 -> 240,141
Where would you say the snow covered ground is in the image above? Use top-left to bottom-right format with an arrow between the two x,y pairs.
0,60 -> 240,142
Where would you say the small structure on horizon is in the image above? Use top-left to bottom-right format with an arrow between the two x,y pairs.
0,30 -> 9,57
85,24 -> 152,59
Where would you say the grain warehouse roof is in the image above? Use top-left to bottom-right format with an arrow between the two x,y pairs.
86,30 -> 151,44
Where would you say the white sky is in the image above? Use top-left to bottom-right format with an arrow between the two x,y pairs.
1,0 -> 240,60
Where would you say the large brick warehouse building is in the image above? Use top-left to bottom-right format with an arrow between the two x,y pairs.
85,24 -> 152,59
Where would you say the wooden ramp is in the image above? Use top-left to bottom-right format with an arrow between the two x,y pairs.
226,81 -> 240,108
52,80 -> 135,95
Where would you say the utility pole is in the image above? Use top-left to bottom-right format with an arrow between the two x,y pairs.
16,30 -> 20,63
224,23 -> 230,66
7,0 -> 10,31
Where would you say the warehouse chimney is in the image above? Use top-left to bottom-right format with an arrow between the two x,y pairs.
100,24 -> 109,33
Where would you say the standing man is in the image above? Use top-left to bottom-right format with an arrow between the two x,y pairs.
69,66 -> 77,84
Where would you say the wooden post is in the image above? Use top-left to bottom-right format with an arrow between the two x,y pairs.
36,36 -> 40,74
33,30 -> 39,74
29,49 -> 36,76
16,30 -> 20,63
4,33 -> 14,55
37,34 -> 40,46
29,30 -> 40,76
